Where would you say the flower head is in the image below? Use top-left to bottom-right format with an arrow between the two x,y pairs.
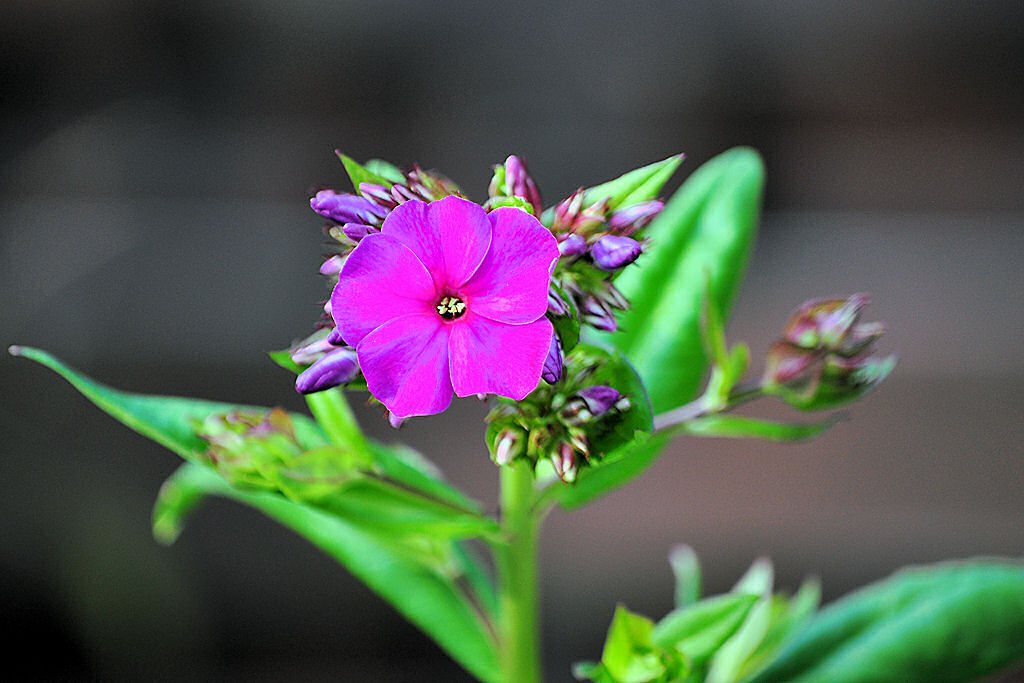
332,195 -> 559,418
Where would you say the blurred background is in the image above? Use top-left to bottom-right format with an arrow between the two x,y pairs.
2,1 -> 1022,680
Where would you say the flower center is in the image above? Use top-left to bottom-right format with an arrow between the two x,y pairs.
436,295 -> 467,320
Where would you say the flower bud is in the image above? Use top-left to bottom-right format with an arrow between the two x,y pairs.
502,156 -> 543,216
783,293 -> 871,352
542,333 -> 564,384
557,233 -> 588,257
552,442 -> 578,483
764,342 -> 821,385
326,326 -> 345,346
310,190 -> 389,225
552,190 -> 609,235
576,385 -> 622,417
295,347 -> 359,394
547,287 -> 570,317
590,235 -> 642,271
581,296 -> 617,332
319,254 -> 345,276
358,183 -> 400,209
342,223 -> 380,243
290,334 -> 334,365
607,200 -> 664,235
387,412 -> 405,429
764,294 -> 895,410
493,429 -> 523,465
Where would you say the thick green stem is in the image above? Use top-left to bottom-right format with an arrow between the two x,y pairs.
304,388 -> 369,453
497,461 -> 542,683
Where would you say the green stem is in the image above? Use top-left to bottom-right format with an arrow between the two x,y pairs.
497,461 -> 542,683
304,388 -> 369,453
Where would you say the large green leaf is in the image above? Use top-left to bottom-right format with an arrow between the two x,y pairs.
747,560 -> 1024,683
155,463 -> 500,683
594,147 -> 764,414
14,345 -> 501,677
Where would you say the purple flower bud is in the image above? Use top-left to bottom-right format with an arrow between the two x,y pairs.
542,333 -> 564,384
388,412 -> 405,429
557,233 -> 588,257
342,223 -> 380,243
310,190 -> 389,225
320,254 -> 345,276
576,386 -> 622,417
503,155 -> 543,216
591,235 -> 642,271
581,296 -> 617,332
607,200 -> 664,234
552,190 -> 609,235
290,335 -> 335,365
552,442 -> 578,483
547,287 -> 570,317
326,326 -> 345,346
359,183 -> 400,209
295,347 -> 359,394
764,342 -> 821,385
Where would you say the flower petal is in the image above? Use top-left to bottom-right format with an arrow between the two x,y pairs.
461,207 -> 559,324
332,233 -> 436,346
382,196 -> 492,290
357,314 -> 454,418
448,313 -> 552,400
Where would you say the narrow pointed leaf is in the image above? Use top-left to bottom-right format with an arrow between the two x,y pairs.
670,544 -> 703,608
583,154 -> 684,210
157,463 -> 500,682
676,414 -> 838,441
652,593 -> 759,651
338,152 -> 397,190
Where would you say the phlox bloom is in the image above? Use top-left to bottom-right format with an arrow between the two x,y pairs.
332,195 -> 559,418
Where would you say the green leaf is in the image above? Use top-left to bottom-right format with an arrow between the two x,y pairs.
152,464 -> 208,545
310,478 -> 499,541
157,463 -> 500,683
732,557 -> 774,598
737,579 -> 820,681
364,158 -> 405,184
602,605 -> 672,683
670,545 -> 703,608
337,152 -> 398,190
747,560 -> 1024,683
707,597 -> 772,683
583,154 -> 685,211
594,147 -> 765,414
676,415 -> 837,442
652,594 -> 759,654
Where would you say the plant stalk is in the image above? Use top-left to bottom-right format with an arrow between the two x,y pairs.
497,460 -> 542,683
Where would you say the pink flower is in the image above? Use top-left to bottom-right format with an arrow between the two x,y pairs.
332,195 -> 559,418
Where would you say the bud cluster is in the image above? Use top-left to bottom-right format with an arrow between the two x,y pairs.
762,294 -> 895,409
197,408 -> 368,499
487,349 -> 632,483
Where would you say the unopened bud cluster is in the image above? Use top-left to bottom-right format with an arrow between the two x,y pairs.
487,350 -> 632,483
763,294 -> 895,409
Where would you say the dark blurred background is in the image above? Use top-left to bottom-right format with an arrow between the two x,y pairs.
2,1 -> 1022,680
